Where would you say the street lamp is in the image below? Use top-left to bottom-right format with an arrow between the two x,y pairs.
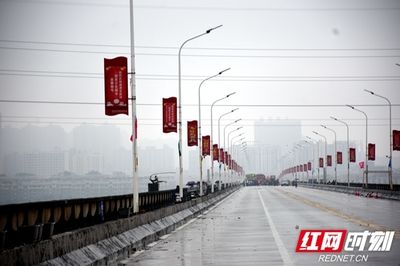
230,134 -> 244,155
306,137 -> 320,181
330,116 -> 350,188
129,0 -> 139,213
293,144 -> 301,181
197,69 -> 230,196
177,25 -> 222,199
321,125 -> 337,184
218,111 -> 239,190
303,140 -> 313,181
313,131 -> 328,183
232,137 -> 245,182
226,127 -> 243,152
364,89 -> 393,190
347,104 -> 369,188
233,138 -> 245,161
210,92 -> 236,193
226,127 -> 243,185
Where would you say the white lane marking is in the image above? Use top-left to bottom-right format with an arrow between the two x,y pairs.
257,188 -> 293,266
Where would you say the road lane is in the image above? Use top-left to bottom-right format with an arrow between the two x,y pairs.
280,186 -> 400,230
119,187 -> 400,266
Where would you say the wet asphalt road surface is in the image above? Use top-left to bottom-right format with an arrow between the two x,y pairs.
119,186 -> 400,266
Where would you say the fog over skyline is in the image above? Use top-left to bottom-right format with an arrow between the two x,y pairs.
1,0 -> 400,180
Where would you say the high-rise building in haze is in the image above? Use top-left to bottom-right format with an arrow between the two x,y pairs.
254,119 -> 302,147
246,119 -> 302,175
139,145 -> 175,176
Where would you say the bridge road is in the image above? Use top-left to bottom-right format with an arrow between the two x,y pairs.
119,187 -> 400,266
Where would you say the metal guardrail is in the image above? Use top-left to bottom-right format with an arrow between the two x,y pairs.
0,189 -> 177,250
298,182 -> 400,201
0,183 -> 233,250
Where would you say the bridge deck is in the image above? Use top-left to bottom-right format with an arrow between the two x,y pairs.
119,186 -> 400,266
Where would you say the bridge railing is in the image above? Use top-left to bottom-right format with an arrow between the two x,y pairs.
298,182 -> 400,200
0,189 -> 177,250
0,183 -> 235,250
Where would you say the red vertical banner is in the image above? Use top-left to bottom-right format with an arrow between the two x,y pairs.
307,162 -> 312,171
300,165 -> 303,172
337,152 -> 343,164
296,165 -> 300,172
349,148 -> 356,162
228,154 -> 232,169
219,148 -> 224,163
212,144 -> 219,160
162,97 -> 177,133
319,158 -> 324,168
187,120 -> 198,146
104,57 -> 128,116
368,143 -> 376,161
224,151 -> 228,165
393,130 -> 400,151
327,155 -> 332,166
303,164 -> 307,172
202,135 -> 210,156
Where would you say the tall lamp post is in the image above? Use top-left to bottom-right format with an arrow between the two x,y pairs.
197,68 -> 230,196
321,125 -> 337,184
306,136 -> 320,182
330,116 -> 350,188
364,90 -> 393,190
178,25 -> 222,199
303,140 -> 313,181
347,105 -> 369,188
210,92 -> 236,193
226,127 -> 243,185
230,134 -> 244,160
313,131 -> 328,183
232,137 -> 245,182
129,0 -> 139,213
218,112 -> 239,190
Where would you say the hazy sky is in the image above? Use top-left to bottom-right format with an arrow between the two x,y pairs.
1,0 -> 400,167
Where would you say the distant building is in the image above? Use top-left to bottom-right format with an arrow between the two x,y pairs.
139,145 -> 175,176
68,150 -> 104,175
254,119 -> 302,147
5,150 -> 66,177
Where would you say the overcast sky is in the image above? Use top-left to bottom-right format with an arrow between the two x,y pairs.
1,0 -> 400,167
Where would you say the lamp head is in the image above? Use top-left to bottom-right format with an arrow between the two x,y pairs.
206,25 -> 223,34
346,104 -> 355,109
226,92 -> 236,98
330,116 -> 338,121
364,89 -> 374,95
219,68 -> 231,75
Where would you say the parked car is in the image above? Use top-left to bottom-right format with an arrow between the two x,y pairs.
280,180 -> 290,186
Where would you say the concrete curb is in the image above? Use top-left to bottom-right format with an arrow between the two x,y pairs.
22,188 -> 237,266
